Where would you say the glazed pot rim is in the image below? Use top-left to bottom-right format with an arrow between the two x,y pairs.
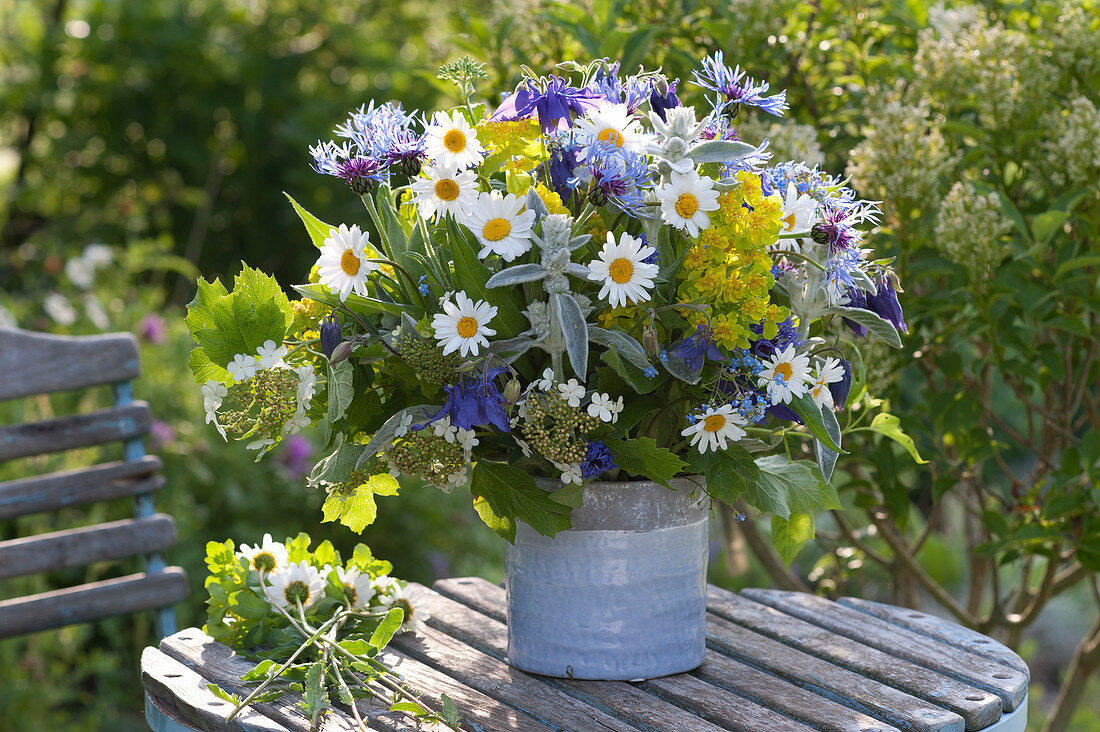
533,475 -> 709,531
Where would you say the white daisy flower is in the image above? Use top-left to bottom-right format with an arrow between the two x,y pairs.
574,103 -> 651,158
656,170 -> 721,238
228,353 -> 258,382
810,357 -> 846,409
255,340 -> 288,369
410,164 -> 479,220
332,566 -> 375,609
373,575 -> 400,595
424,110 -> 484,171
237,533 -> 288,574
587,392 -> 619,423
432,291 -> 498,357
264,560 -> 326,611
463,191 -> 536,262
587,231 -> 659,308
296,364 -> 316,406
680,404 -> 748,453
553,460 -> 584,485
535,368 -> 555,391
557,379 -> 585,408
316,223 -> 378,302
379,583 -> 430,633
771,183 -> 818,253
758,345 -> 813,405
393,412 -> 414,439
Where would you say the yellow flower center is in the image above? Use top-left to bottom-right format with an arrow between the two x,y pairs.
283,580 -> 310,606
483,217 -> 512,242
608,258 -> 634,284
443,129 -> 466,153
343,584 -> 358,606
675,193 -> 699,218
456,316 -> 479,338
340,249 -> 361,276
597,127 -> 625,148
775,362 -> 793,381
783,212 -> 797,230
252,552 -> 276,573
703,414 -> 727,432
435,178 -> 460,201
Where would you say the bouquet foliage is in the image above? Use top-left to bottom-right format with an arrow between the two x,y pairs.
186,55 -> 914,561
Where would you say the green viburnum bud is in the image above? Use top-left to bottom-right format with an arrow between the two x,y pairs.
503,378 -> 521,405
329,341 -> 354,364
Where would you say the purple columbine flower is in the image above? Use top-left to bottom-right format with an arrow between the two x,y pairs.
649,78 -> 681,121
588,62 -> 652,113
319,313 -> 342,358
490,76 -> 605,132
418,368 -> 511,433
692,51 -> 788,117
546,139 -> 579,203
278,435 -> 314,479
581,440 -> 617,479
669,325 -> 726,373
866,274 -> 908,334
829,359 -> 853,407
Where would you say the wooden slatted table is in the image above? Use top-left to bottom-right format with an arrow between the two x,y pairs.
142,578 -> 1029,732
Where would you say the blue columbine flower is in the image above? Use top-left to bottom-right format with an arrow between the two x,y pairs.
587,62 -> 652,113
319,314 -> 342,358
417,367 -> 511,433
669,325 -> 726,372
581,440 -> 617,479
546,137 -> 580,203
692,52 -> 788,117
490,76 -> 605,132
649,78 -> 681,121
570,141 -> 651,218
866,274 -> 908,334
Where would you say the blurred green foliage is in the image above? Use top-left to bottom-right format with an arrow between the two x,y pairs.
2,0 -> 1099,729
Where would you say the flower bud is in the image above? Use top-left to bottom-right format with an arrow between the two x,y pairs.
319,314 -> 342,358
810,222 -> 832,245
503,378 -> 521,405
399,157 -> 423,177
643,323 -> 660,357
329,341 -> 354,364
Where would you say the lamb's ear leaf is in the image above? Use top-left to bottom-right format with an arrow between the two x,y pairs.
553,293 -> 589,379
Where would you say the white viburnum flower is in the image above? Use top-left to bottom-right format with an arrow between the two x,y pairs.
264,561 -> 326,611
557,379 -> 585,408
574,103 -> 651,158
514,436 -> 532,458
379,583 -> 430,634
758,345 -> 813,405
247,438 -> 276,452
410,164 -> 478,220
432,291 -> 498,357
283,409 -> 310,435
771,182 -> 818,253
332,566 -> 375,609
316,224 -> 378,302
456,428 -> 478,451
432,415 -> 458,443
228,353 -> 258,382
553,460 -> 583,485
587,231 -> 659,308
587,392 -> 618,423
680,404 -> 748,453
296,364 -> 316,406
463,191 -> 536,262
535,368 -> 555,391
809,356 -> 846,409
256,340 -> 288,369
656,170 -> 720,238
237,533 -> 288,574
201,380 -> 228,439
393,412 -> 414,439
425,110 -> 484,170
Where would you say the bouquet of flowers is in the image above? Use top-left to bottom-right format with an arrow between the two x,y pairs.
186,55 -> 910,561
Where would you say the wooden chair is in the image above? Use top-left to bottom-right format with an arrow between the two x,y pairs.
0,326 -> 188,640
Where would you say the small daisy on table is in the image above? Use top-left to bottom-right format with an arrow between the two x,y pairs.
464,191 -> 536,261
656,170 -> 720,238
587,232 -> 659,307
425,110 -> 484,170
237,533 -> 288,574
264,561 -> 325,611
432,291 -> 498,357
316,224 -> 378,301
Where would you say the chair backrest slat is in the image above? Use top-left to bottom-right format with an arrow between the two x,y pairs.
0,567 -> 189,640
0,402 -> 152,462
0,456 -> 164,520
0,513 -> 177,580
0,328 -> 141,401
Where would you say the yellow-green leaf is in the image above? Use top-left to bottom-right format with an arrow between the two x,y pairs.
869,413 -> 928,464
321,473 -> 400,533
771,513 -> 814,567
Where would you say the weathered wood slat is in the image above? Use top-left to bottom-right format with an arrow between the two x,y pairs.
744,589 -> 1028,712
639,673 -> 818,732
0,401 -> 152,462
691,651 -> 903,732
0,456 -> 163,519
431,576 -> 776,732
0,513 -> 177,580
704,613 -> 965,732
141,646 -> 288,732
393,588 -> 641,732
838,597 -> 1030,676
0,567 -> 189,639
708,587 -> 1001,730
0,327 -> 140,401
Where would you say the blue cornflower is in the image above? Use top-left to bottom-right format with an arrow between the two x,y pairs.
587,62 -> 652,113
581,440 -> 617,479
826,248 -> 864,299
417,275 -> 430,296
812,207 -> 862,253
490,76 -> 605,132
692,52 -> 788,117
417,367 -> 511,433
570,141 -> 651,218
310,101 -> 424,188
335,156 -> 389,195
668,325 -> 726,372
